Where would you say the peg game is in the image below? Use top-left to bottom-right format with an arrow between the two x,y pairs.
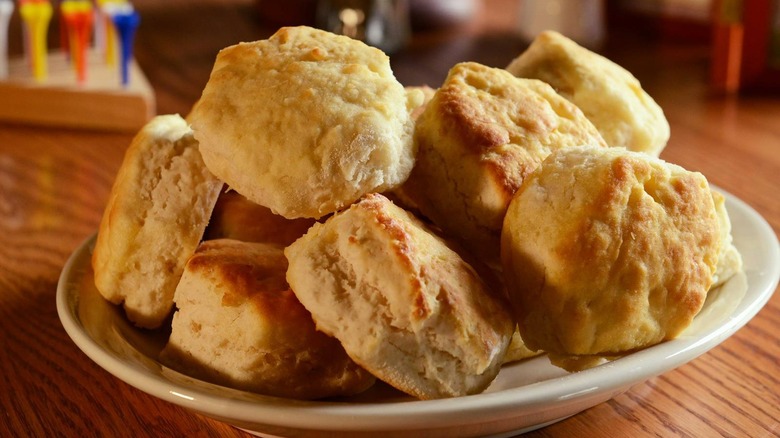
0,0 -> 154,132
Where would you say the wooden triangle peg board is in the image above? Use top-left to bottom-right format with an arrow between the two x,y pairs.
0,49 -> 155,132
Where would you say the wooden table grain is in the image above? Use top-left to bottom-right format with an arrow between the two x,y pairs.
1,1 -> 778,437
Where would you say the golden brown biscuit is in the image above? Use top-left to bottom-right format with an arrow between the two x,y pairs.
285,193 -> 515,399
401,62 -> 606,261
506,31 -> 670,156
204,190 -> 315,246
501,146 -> 719,368
388,85 -> 437,213
502,328 -> 543,364
92,114 -> 222,329
190,26 -> 415,219
404,85 -> 436,121
160,239 -> 375,399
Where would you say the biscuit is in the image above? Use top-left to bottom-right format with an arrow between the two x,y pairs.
92,114 -> 222,329
502,329 -> 542,364
401,62 -> 606,261
501,145 -> 719,365
506,31 -> 670,157
711,190 -> 743,288
160,239 -> 375,399
189,26 -> 415,219
388,85 -> 437,213
285,193 -> 514,399
404,85 -> 436,121
204,190 -> 315,246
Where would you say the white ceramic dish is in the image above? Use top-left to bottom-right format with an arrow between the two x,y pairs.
57,189 -> 779,438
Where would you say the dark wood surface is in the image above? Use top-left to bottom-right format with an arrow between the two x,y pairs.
1,1 -> 778,436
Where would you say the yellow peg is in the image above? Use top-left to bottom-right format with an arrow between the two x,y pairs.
19,0 -> 53,81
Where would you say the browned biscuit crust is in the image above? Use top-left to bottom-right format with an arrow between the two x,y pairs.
204,190 -> 315,246
402,62 -> 605,261
190,26 -> 415,219
285,193 -> 515,399
92,114 -> 222,329
507,31 -> 670,156
160,239 -> 375,399
501,146 -> 719,364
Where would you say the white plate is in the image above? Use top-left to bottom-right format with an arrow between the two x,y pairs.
57,190 -> 779,438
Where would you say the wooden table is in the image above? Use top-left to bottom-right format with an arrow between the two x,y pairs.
2,1 -> 778,436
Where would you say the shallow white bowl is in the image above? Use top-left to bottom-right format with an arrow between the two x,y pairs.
57,189 -> 779,437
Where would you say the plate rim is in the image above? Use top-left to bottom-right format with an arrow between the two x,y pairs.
56,188 -> 780,433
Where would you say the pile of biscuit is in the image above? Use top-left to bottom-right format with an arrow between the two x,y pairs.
92,27 -> 742,401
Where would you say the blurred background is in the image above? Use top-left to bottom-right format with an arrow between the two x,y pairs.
252,0 -> 778,94
160,0 -> 780,114
2,0 -> 779,118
